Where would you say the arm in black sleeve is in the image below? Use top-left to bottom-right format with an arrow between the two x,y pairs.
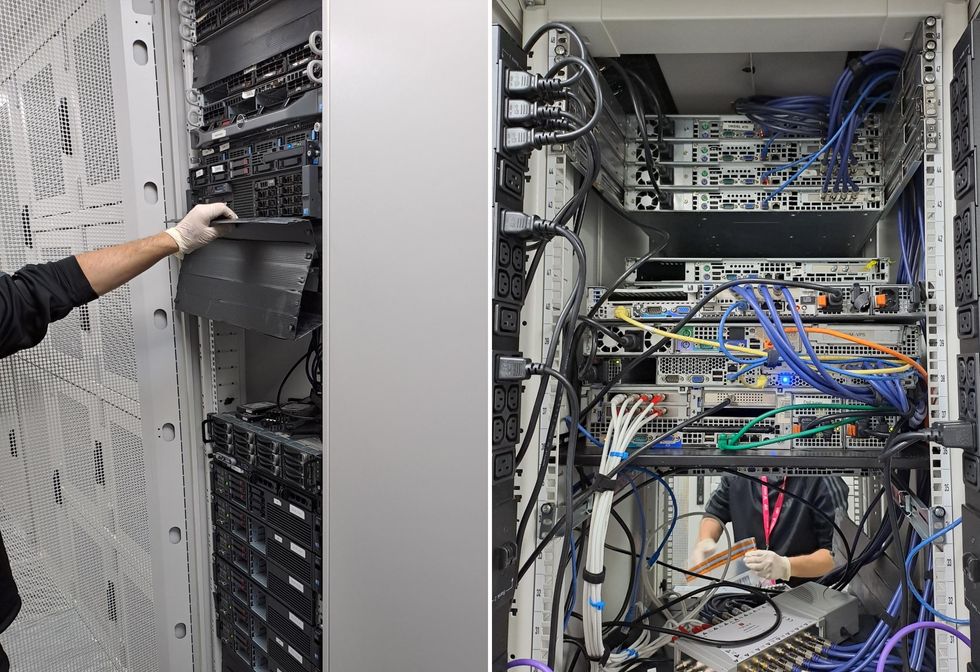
704,474 -> 734,524
0,257 -> 97,358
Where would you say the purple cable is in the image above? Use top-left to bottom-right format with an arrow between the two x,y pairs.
508,659 -> 555,672
875,622 -> 971,672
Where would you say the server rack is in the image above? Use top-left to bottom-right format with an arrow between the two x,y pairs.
503,5 -> 965,672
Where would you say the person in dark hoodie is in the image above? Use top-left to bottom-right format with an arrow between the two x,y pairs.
0,203 -> 235,671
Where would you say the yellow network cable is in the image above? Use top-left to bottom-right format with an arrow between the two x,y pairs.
613,307 -> 912,376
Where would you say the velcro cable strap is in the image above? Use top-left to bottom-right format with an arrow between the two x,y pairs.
594,474 -> 618,492
586,648 -> 612,664
765,349 -> 781,367
583,567 -> 606,584
588,598 -> 606,610
847,57 -> 867,79
609,451 -> 629,459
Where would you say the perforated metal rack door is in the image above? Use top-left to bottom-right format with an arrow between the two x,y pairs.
0,1 -> 185,670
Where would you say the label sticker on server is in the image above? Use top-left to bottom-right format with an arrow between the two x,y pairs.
211,164 -> 225,173
290,542 -> 306,558
274,497 -> 282,506
242,89 -> 256,99
289,504 -> 306,519
219,142 -> 230,151
194,169 -> 204,177
289,611 -> 304,628
275,636 -> 285,648
288,644 -> 303,663
211,129 -> 227,140
288,575 -> 304,592
274,534 -> 284,544
201,147 -> 214,156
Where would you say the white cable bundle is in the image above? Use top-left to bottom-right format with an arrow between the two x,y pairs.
582,394 -> 663,671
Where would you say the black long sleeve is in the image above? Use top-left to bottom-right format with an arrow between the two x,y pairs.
0,256 -> 97,633
0,257 -> 97,358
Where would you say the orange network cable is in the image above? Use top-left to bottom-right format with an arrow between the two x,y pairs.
780,326 -> 927,380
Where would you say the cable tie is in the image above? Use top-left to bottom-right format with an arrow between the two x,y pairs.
582,567 -> 606,584
588,598 -> 605,610
626,648 -> 638,659
609,450 -> 629,459
593,474 -> 618,492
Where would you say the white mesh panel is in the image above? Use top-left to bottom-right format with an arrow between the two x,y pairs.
0,1 -> 160,670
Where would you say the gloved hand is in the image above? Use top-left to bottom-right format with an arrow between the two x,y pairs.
691,538 -> 718,565
745,549 -> 792,581
164,203 -> 237,259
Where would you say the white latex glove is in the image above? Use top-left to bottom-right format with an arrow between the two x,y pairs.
691,538 -> 718,565
745,549 -> 792,581
164,203 -> 237,259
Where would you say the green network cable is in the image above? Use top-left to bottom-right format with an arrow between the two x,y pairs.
716,403 -> 881,451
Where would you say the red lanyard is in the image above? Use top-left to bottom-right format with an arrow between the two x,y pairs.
760,476 -> 786,550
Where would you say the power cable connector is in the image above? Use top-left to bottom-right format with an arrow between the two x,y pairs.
495,355 -> 532,382
506,70 -> 564,98
504,127 -> 563,152
932,420 -> 977,451
500,210 -> 559,239
505,100 -> 565,125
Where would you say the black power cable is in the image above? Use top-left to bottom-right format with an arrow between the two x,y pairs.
517,131 -> 598,467
602,59 -> 666,205
514,223 -> 588,558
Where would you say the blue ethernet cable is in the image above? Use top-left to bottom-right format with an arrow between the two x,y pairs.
905,517 -> 969,624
